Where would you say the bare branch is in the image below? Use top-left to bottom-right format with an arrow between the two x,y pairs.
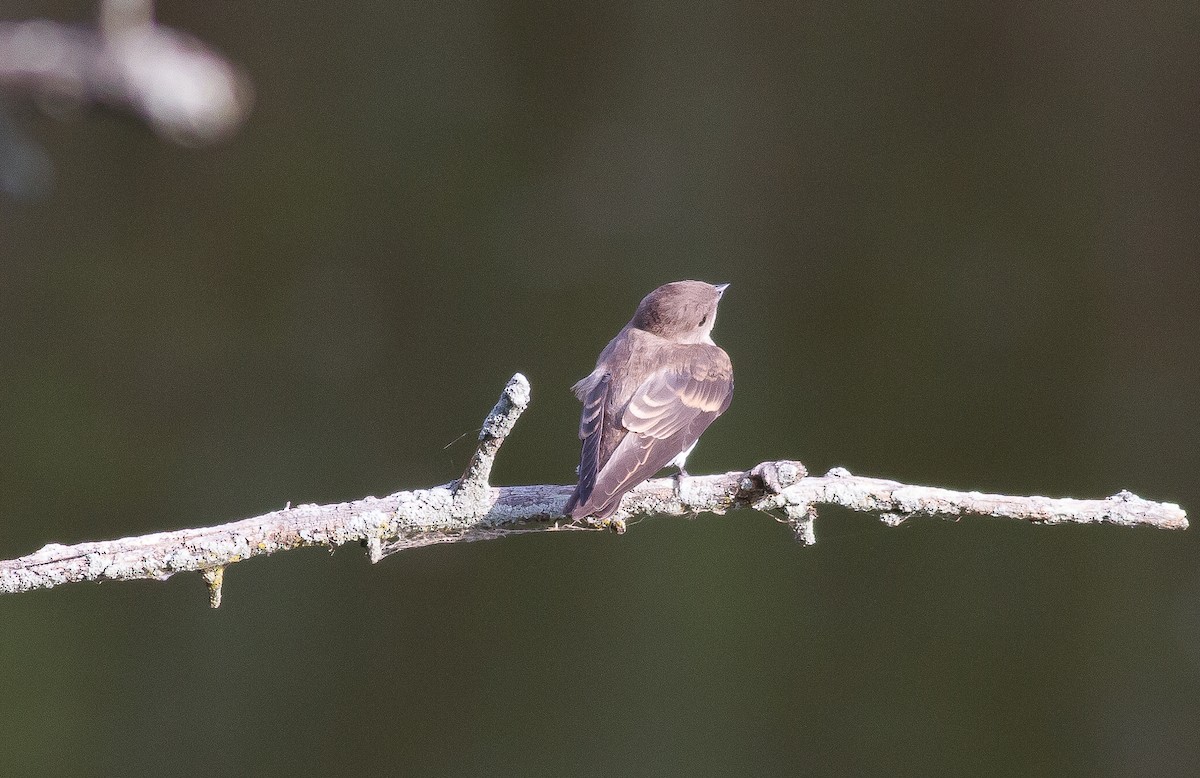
0,377 -> 1187,607
452,373 -> 530,505
0,1 -> 252,145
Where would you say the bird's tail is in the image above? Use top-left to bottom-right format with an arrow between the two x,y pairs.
566,488 -> 623,521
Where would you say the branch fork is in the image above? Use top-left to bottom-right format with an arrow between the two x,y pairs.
451,373 -> 531,506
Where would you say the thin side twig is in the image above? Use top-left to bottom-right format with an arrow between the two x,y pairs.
0,375 -> 1187,607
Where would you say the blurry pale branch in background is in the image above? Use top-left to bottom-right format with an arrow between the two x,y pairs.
0,0 -> 251,192
0,374 -> 1187,609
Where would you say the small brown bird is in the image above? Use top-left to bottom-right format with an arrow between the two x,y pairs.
565,280 -> 734,520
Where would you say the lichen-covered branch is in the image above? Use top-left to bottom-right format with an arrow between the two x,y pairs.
0,375 -> 1187,607
452,373 -> 531,506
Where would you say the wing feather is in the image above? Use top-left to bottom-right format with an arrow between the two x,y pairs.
622,366 -> 729,438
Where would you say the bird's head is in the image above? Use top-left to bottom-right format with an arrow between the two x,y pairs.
630,280 -> 729,343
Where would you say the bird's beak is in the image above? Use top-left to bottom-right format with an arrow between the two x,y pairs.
714,283 -> 730,297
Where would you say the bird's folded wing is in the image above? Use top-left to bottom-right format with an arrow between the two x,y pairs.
621,363 -> 732,439
586,356 -> 734,507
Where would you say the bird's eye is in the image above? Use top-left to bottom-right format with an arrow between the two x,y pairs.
699,315 -> 708,326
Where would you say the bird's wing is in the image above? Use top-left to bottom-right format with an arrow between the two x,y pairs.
621,359 -> 733,438
573,349 -> 732,519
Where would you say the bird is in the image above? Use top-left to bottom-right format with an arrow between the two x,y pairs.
565,280 -> 734,520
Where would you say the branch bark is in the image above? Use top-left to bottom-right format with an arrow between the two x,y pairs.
0,373 -> 1187,607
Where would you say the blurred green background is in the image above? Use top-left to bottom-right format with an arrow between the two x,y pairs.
2,1 -> 1198,775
